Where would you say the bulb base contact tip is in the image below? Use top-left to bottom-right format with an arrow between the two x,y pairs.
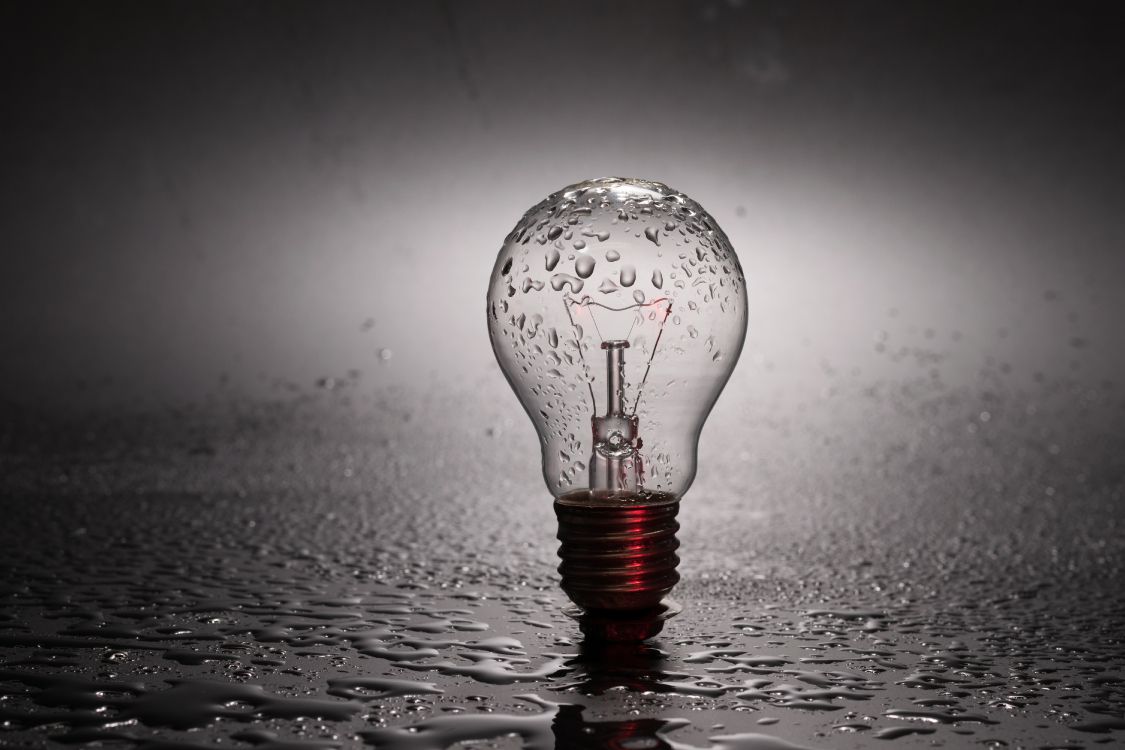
564,598 -> 682,643
554,492 -> 681,640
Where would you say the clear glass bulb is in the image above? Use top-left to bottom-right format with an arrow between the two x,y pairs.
487,177 -> 748,501
487,177 -> 747,635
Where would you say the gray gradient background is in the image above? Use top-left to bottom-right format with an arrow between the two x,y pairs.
2,0 -> 1123,418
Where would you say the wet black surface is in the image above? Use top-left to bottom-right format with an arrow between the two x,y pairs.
2,368 -> 1123,749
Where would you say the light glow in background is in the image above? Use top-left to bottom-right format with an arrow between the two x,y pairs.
2,1 -> 1122,426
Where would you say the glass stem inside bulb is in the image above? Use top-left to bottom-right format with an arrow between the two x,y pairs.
590,340 -> 641,493
604,340 -> 626,417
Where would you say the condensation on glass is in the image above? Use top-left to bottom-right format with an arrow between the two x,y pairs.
487,177 -> 748,501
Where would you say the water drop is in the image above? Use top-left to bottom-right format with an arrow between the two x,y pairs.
652,269 -> 663,288
378,348 -> 393,362
548,328 -> 559,348
620,265 -> 636,287
545,247 -> 560,271
606,249 -> 621,262
687,326 -> 698,339
575,255 -> 596,279
599,279 -> 619,294
550,274 -> 584,293
645,227 -> 660,245
633,290 -> 646,303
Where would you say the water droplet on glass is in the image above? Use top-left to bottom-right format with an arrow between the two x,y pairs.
645,227 -> 660,245
633,290 -> 646,303
606,249 -> 621,262
575,255 -> 596,279
545,247 -> 560,271
599,279 -> 619,294
377,348 -> 393,362
652,269 -> 663,288
687,326 -> 698,339
550,274 -> 584,293
620,265 -> 636,287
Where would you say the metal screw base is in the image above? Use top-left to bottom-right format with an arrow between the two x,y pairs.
554,493 -> 681,641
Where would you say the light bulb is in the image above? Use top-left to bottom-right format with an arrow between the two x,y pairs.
487,178 -> 747,639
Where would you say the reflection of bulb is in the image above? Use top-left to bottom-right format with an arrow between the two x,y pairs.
487,178 -> 747,637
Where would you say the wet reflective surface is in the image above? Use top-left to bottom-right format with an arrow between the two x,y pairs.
2,369 -> 1123,748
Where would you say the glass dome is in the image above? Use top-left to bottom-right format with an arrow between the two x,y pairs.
487,177 -> 748,500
